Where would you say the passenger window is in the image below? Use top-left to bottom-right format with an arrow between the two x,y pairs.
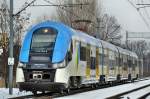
65,51 -> 72,66
66,42 -> 73,62
80,46 -> 86,61
104,54 -> 108,66
86,45 -> 90,66
99,53 -> 103,65
67,51 -> 72,62
70,41 -> 73,53
91,57 -> 96,69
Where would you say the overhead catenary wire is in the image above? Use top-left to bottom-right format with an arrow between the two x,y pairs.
14,0 -> 37,16
140,0 -> 150,22
127,0 -> 150,29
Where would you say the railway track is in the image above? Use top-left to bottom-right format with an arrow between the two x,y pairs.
8,78 -> 150,99
106,83 -> 150,99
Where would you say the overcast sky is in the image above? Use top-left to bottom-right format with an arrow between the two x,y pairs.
13,0 -> 150,31
12,0 -> 150,41
102,0 -> 150,32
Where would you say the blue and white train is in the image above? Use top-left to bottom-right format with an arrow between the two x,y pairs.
16,21 -> 139,94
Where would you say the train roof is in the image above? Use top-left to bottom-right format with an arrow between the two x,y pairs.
71,29 -> 102,47
70,25 -> 137,58
100,40 -> 118,52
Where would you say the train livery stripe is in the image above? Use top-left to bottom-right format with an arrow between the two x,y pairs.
75,44 -> 79,72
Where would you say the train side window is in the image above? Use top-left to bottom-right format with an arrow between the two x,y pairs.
132,58 -> 135,70
135,59 -> 137,67
67,51 -> 72,62
116,56 -> 119,66
120,54 -> 123,66
128,57 -> 131,67
65,50 -> 72,66
67,41 -> 73,62
70,41 -> 73,53
99,53 -> 103,65
91,57 -> 96,69
114,52 -> 118,66
86,45 -> 90,66
80,46 -> 86,61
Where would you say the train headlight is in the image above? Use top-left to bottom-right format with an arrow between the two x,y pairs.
18,62 -> 26,68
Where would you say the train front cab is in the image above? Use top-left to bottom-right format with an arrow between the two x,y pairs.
16,22 -> 75,93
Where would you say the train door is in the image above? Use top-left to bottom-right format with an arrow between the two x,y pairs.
132,58 -> 136,78
119,54 -> 123,77
96,47 -> 100,80
90,46 -> 96,81
109,50 -> 113,80
109,50 -> 115,81
123,54 -> 128,79
103,48 -> 109,80
116,52 -> 120,79
135,58 -> 139,78
128,56 -> 132,79
86,44 -> 90,79
114,51 -> 118,79
79,42 -> 87,77
99,47 -> 104,81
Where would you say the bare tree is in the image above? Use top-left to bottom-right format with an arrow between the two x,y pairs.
0,0 -> 9,87
98,14 -> 122,44
0,0 -> 30,87
55,0 -> 97,35
54,0 -> 122,44
128,40 -> 147,57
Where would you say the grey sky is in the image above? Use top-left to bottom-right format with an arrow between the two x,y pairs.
12,0 -> 150,41
102,0 -> 150,32
13,0 -> 56,23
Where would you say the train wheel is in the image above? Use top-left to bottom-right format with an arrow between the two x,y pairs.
42,91 -> 45,94
66,88 -> 70,94
60,88 -> 64,94
91,84 -> 95,89
70,77 -> 80,88
32,91 -> 37,95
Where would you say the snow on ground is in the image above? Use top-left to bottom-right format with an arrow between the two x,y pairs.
55,79 -> 150,99
0,79 -> 149,99
122,86 -> 150,99
146,95 -> 150,99
0,88 -> 32,99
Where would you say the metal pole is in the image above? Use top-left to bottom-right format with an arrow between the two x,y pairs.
9,0 -> 14,95
126,31 -> 128,48
96,18 -> 100,39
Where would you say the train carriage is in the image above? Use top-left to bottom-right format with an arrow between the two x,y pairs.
16,21 -> 139,94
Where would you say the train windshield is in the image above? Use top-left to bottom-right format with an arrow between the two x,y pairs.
31,28 -> 57,53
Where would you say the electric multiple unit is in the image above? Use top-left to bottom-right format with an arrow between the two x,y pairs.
16,21 -> 139,94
